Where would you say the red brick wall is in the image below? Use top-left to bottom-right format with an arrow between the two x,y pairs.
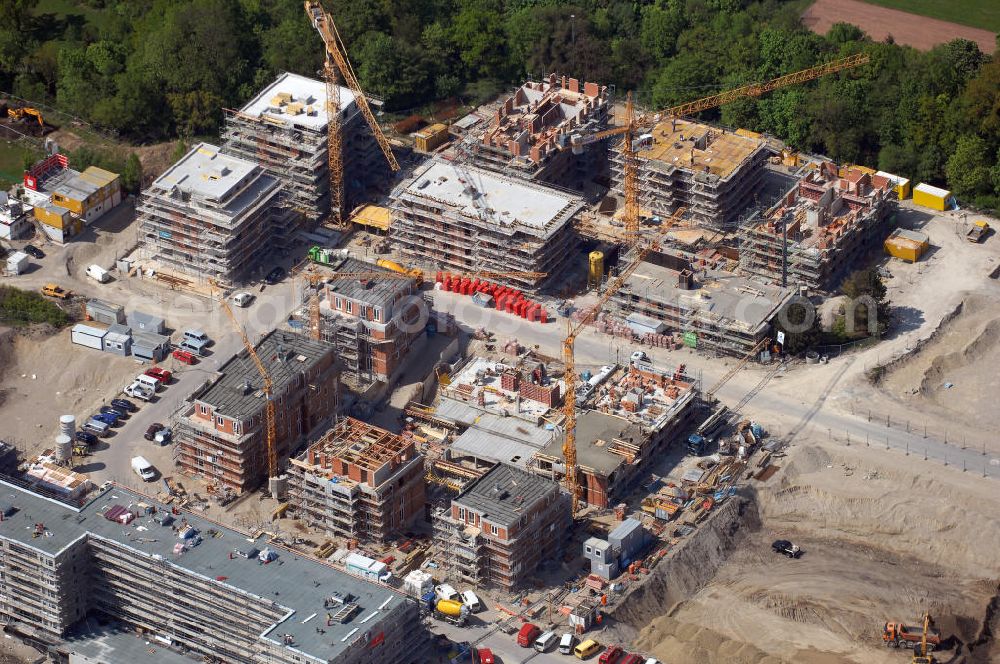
519,381 -> 560,407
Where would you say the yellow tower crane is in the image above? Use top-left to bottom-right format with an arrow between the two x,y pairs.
567,53 -> 871,238
212,282 -> 280,492
562,207 -> 686,512
305,1 -> 400,228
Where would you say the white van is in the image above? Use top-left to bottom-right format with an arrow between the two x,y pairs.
559,633 -> 577,655
232,292 -> 254,308
124,381 -> 154,401
131,456 -> 156,481
460,590 -> 482,612
134,374 -> 160,393
534,631 -> 557,653
86,264 -> 110,283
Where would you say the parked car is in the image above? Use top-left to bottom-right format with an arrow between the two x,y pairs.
630,350 -> 649,364
575,639 -> 602,659
131,456 -> 156,481
264,266 -> 286,285
111,398 -> 136,413
101,404 -> 129,419
620,654 -> 644,664
144,423 -> 165,441
74,431 -> 98,446
144,367 -> 172,384
476,648 -> 495,664
517,623 -> 541,648
772,539 -> 802,558
41,283 -> 71,299
434,584 -> 459,602
23,244 -> 44,259
154,427 -> 172,445
560,633 -> 578,655
172,349 -> 197,365
94,411 -> 120,426
599,646 -> 624,664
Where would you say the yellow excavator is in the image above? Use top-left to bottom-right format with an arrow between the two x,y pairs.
912,613 -> 935,664
7,107 -> 44,126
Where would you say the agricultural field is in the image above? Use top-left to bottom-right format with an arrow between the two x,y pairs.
860,0 -> 1000,32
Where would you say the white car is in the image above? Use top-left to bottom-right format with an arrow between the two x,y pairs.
233,292 -> 254,307
630,350 -> 649,364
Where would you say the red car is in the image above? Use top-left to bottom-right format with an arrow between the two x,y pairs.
517,622 -> 541,647
172,349 -> 197,365
620,655 -> 644,664
599,646 -> 624,664
476,648 -> 495,664
145,367 -> 172,383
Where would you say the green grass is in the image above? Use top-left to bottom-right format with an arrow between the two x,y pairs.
859,0 -> 1000,33
33,0 -> 114,33
0,142 -> 43,189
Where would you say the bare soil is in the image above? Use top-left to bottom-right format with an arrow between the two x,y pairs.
802,0 -> 997,52
631,440 -> 1000,663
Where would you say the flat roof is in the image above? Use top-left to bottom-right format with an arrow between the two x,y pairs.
626,259 -> 794,332
0,480 -> 412,662
638,118 -> 764,179
197,330 -> 333,420
237,72 -> 356,131
540,410 -> 639,475
453,463 -> 559,528
915,182 -> 950,198
401,159 -> 581,234
151,143 -> 267,205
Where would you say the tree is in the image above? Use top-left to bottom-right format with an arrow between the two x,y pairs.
451,6 -> 508,78
946,134 -> 994,200
841,268 -> 889,336
774,297 -> 823,354
827,22 -> 865,44
121,153 -> 143,194
639,4 -> 685,63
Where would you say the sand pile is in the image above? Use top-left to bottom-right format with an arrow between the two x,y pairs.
879,292 -> 1000,434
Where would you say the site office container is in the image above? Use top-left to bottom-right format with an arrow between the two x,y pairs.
913,183 -> 950,211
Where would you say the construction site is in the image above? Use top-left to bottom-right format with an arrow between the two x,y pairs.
173,329 -> 340,496
466,74 -> 611,190
137,143 -> 283,286
390,158 -> 584,291
609,118 -> 770,228
2,6 -> 999,660
740,161 -> 898,290
222,71 -> 388,223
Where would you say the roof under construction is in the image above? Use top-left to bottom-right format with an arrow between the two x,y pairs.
236,71 -> 357,131
638,118 -> 765,180
196,329 -> 333,420
453,463 -> 560,528
323,256 -> 413,307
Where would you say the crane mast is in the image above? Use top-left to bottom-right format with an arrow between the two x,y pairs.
305,1 -> 400,228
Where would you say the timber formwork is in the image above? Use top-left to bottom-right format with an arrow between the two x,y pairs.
609,119 -> 769,228
390,160 -> 583,291
222,73 -> 388,225
137,144 -> 281,286
739,163 -> 897,291
287,418 -> 426,544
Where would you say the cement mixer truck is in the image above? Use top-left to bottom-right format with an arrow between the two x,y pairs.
422,593 -> 469,626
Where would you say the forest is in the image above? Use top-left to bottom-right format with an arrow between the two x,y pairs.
1,0 -> 998,209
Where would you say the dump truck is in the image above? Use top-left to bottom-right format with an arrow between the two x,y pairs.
967,220 -> 989,243
41,283 -> 72,299
883,620 -> 941,651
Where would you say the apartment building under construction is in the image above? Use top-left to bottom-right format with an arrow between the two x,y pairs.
613,247 -> 795,356
610,119 -> 769,227
432,463 -> 569,591
0,480 -> 427,664
740,161 -> 896,291
314,257 -> 425,389
470,73 -> 610,189
288,418 -> 425,544
390,159 -> 583,291
223,72 -> 388,224
173,330 -> 339,494
137,143 -> 281,286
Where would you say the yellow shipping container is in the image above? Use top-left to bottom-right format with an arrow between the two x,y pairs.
414,123 -> 449,153
913,183 -> 950,211
877,171 -> 911,200
884,228 -> 929,263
